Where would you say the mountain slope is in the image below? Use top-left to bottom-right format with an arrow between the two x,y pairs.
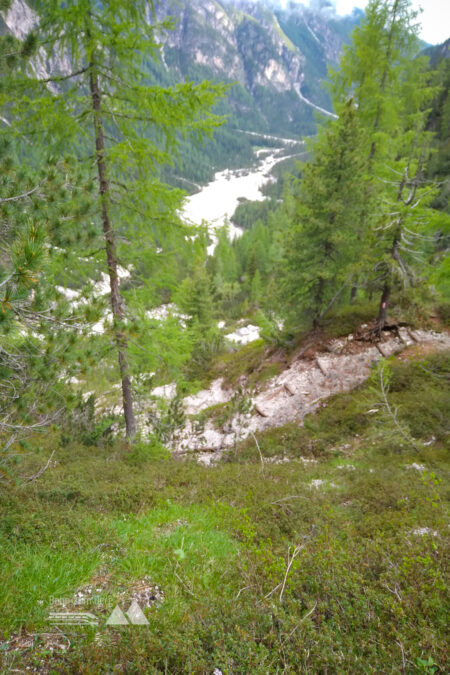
154,0 -> 359,134
147,0 -> 361,183
1,0 -> 359,184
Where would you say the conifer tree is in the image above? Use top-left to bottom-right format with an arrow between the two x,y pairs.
283,99 -> 369,328
250,269 -> 262,306
330,0 -> 445,332
10,0 -> 224,438
0,10 -> 85,460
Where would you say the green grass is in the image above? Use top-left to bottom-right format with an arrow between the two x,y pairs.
0,352 -> 449,673
207,339 -> 286,389
207,339 -> 268,386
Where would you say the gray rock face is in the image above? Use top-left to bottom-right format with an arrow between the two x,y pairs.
2,0 -> 358,137
154,0 -> 350,94
152,0 -> 358,134
170,329 -> 450,461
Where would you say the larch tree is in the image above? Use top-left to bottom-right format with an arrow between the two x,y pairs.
331,0 -> 446,332
10,0 -> 225,438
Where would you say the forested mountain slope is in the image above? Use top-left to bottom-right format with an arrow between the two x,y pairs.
1,0 -> 360,184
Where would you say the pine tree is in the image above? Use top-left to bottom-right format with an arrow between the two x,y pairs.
283,99 -> 369,328
250,269 -> 262,306
177,266 -> 214,330
10,0 -> 225,438
0,10 -> 93,462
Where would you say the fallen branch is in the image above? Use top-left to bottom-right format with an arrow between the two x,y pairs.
269,495 -> 308,505
23,450 -> 55,484
235,586 -> 251,600
250,431 -> 265,476
280,601 -> 317,647
0,180 -> 45,204
279,545 -> 304,603
379,366 -> 420,452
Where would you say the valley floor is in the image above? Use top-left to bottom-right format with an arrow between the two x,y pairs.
0,346 -> 449,673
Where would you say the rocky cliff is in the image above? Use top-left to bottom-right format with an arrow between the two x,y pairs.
152,0 -> 360,136
1,0 -> 360,180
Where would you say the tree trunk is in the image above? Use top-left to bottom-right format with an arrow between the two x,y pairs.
376,282 -> 390,336
89,65 -> 137,439
313,276 -> 325,329
350,277 -> 358,304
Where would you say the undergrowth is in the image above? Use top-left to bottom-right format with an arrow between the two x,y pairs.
0,352 -> 448,673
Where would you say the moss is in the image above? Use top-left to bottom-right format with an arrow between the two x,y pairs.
323,301 -> 378,337
207,339 -> 267,386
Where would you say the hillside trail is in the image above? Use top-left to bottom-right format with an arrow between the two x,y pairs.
167,325 -> 450,464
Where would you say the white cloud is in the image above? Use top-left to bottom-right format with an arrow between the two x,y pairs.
336,0 -> 450,44
276,1 -> 449,45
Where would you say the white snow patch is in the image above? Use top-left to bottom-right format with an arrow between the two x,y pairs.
407,463 -> 427,472
226,324 -> 261,345
411,527 -> 438,537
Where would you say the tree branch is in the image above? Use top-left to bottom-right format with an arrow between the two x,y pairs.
38,67 -> 88,84
23,450 -> 56,484
0,180 -> 44,203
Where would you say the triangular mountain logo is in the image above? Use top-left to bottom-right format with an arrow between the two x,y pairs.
106,605 -> 129,625
126,600 -> 149,625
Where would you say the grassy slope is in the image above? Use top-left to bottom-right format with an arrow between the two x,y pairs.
0,351 -> 449,674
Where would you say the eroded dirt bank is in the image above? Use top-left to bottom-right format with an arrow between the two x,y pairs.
170,327 -> 450,463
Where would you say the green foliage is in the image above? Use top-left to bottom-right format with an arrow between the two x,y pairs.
208,339 -> 267,387
176,266 -> 214,330
274,0 -> 450,334
323,300 -> 378,336
436,300 -> 450,326
0,352 -> 448,672
1,0 -> 227,440
125,437 -> 171,465
283,99 -> 370,327
147,391 -> 186,445
232,198 -> 274,230
60,394 -> 116,448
